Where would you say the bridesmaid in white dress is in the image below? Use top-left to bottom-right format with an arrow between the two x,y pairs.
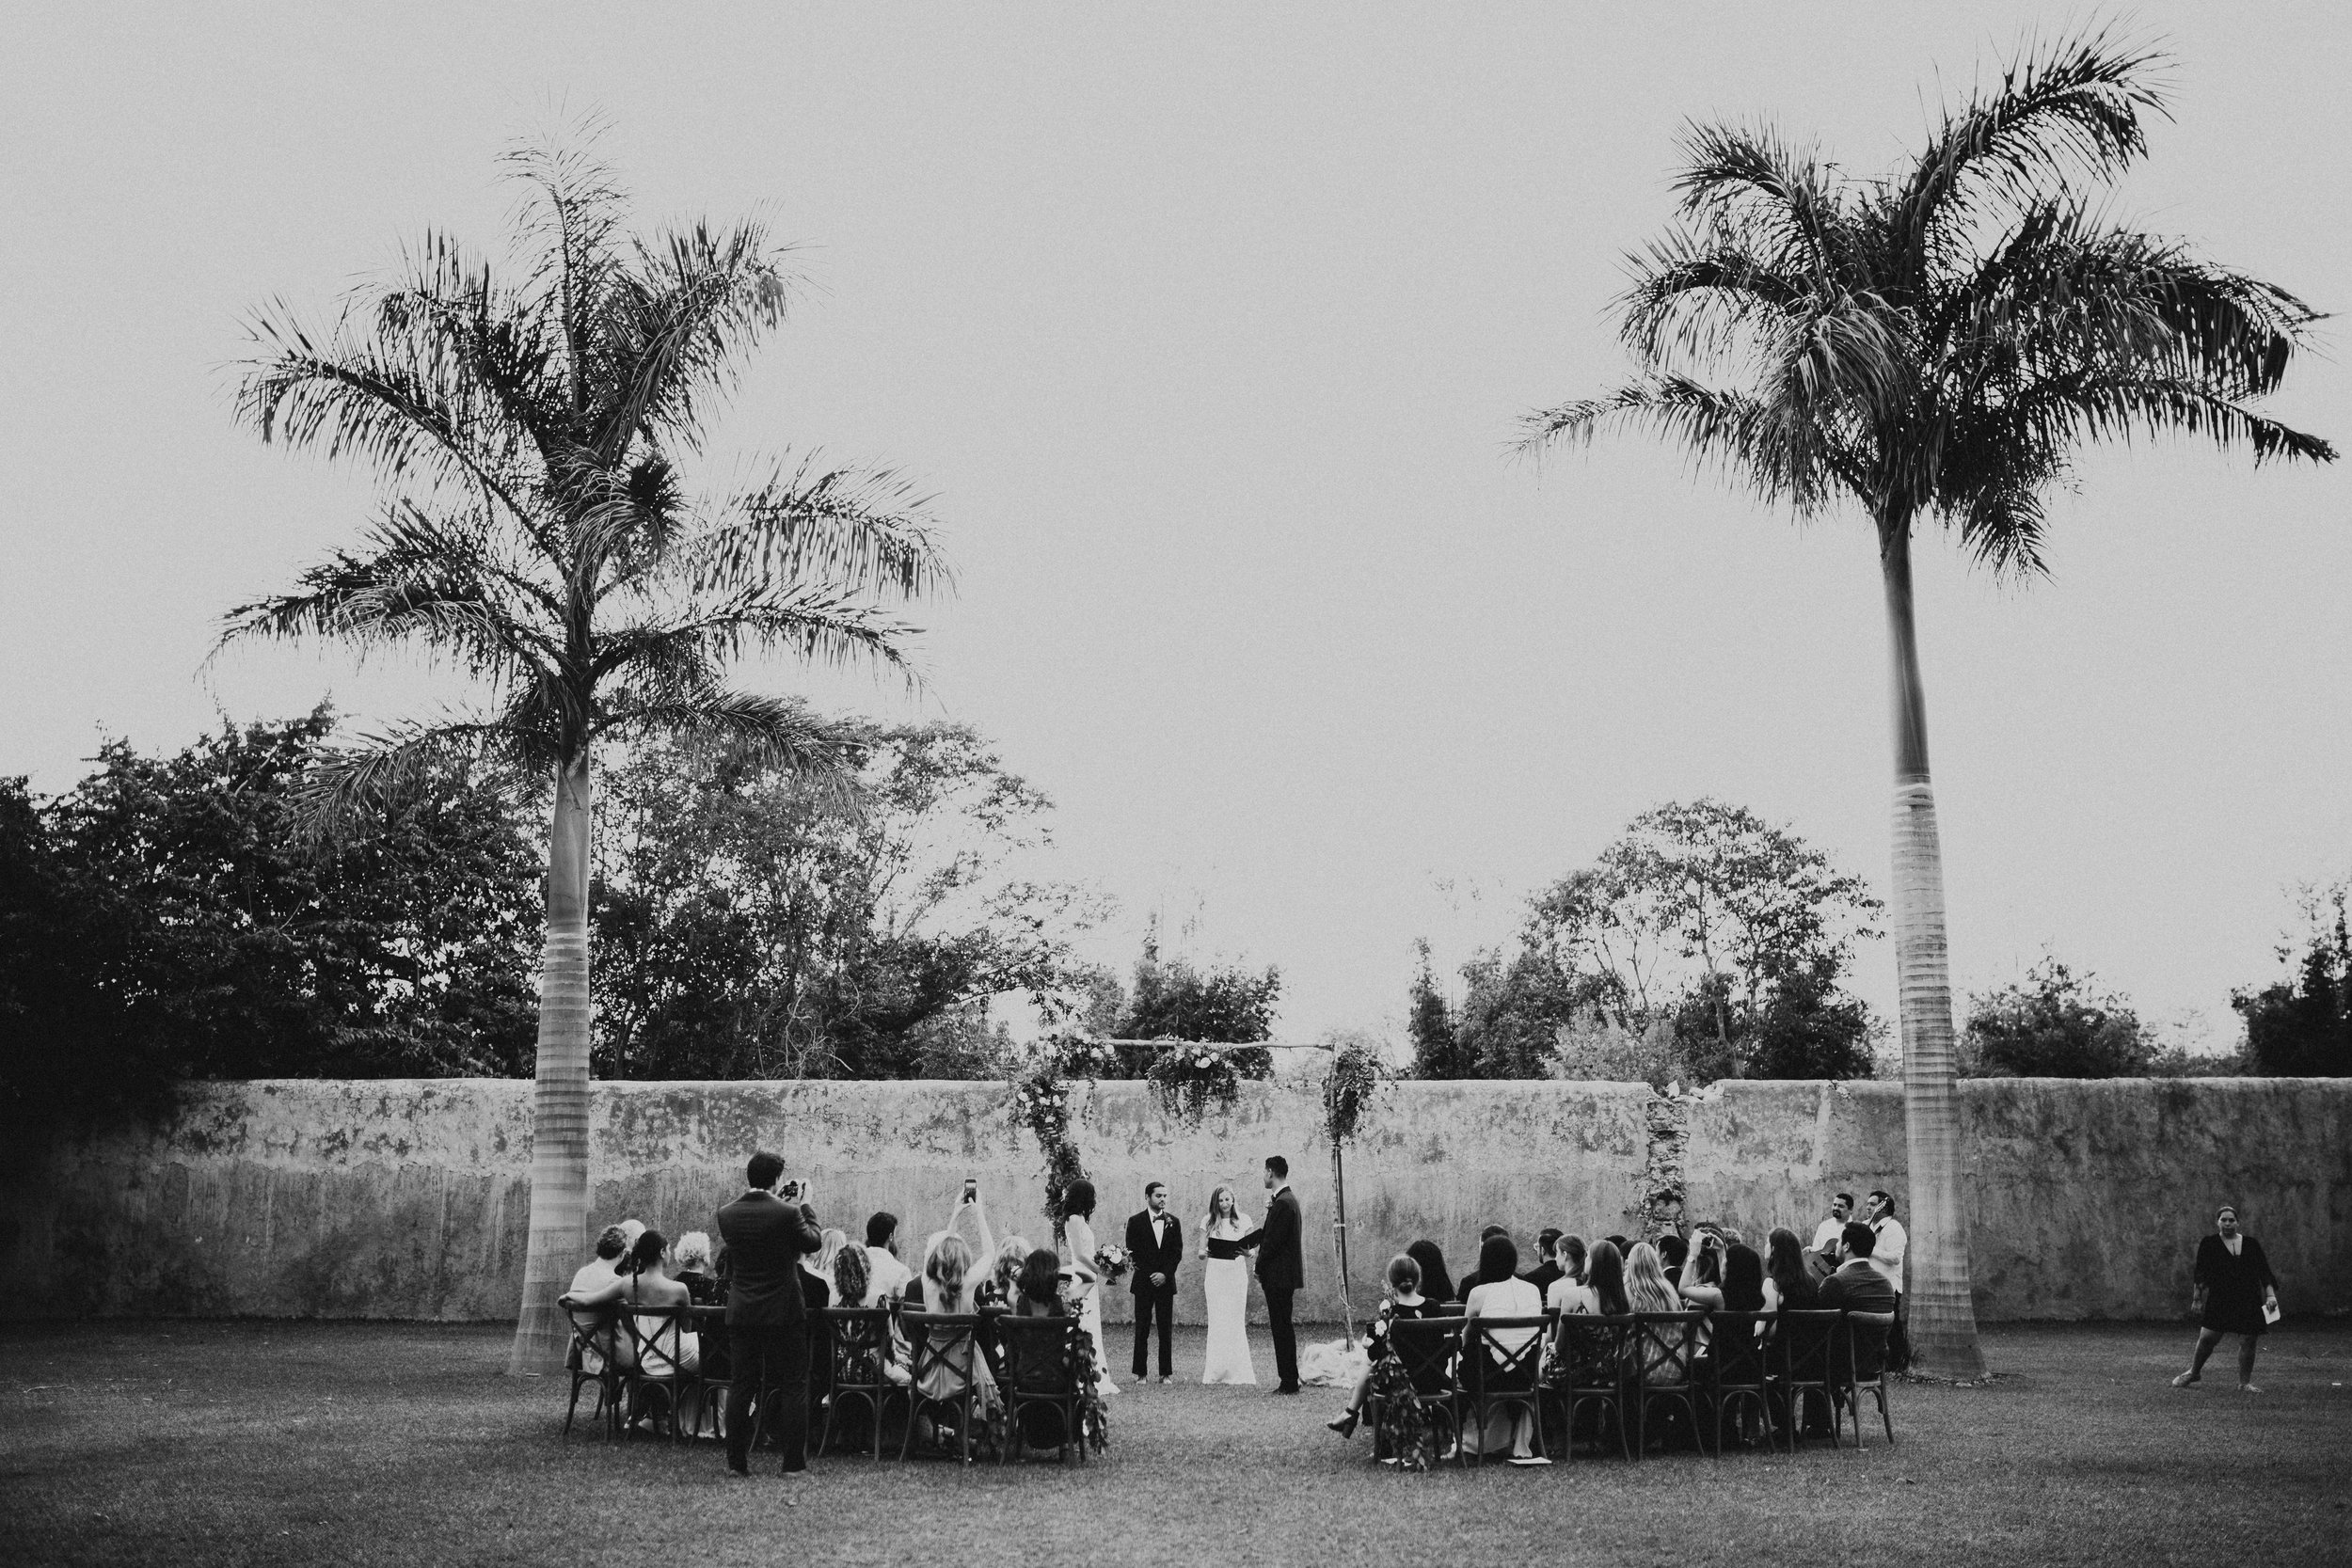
1198,1185 -> 1259,1385
1059,1180 -> 1118,1395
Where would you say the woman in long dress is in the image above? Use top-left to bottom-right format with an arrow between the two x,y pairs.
1059,1180 -> 1118,1395
1198,1184 -> 1259,1386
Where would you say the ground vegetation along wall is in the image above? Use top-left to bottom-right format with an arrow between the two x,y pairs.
6,1077 -> 2345,1326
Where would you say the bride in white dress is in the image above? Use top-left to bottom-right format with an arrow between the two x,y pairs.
1198,1185 -> 1258,1385
1059,1180 -> 1118,1395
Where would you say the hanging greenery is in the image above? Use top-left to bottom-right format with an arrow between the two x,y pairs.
1322,1037 -> 1386,1147
1146,1040 -> 1249,1128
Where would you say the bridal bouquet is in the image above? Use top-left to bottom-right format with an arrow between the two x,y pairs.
1093,1243 -> 1131,1287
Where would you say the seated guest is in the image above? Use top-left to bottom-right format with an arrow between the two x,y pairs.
1327,1252 -> 1439,1437
801,1229 -> 838,1305
1677,1229 -> 1727,1355
1656,1232 -> 1690,1280
1765,1227 -> 1818,1311
1623,1243 -> 1687,1386
1015,1248 -> 1067,1318
865,1212 -> 914,1300
1406,1241 -> 1455,1310
1723,1243 -> 1768,1316
570,1226 -> 629,1297
833,1240 -> 874,1309
1522,1228 -> 1565,1297
568,1229 -> 700,1378
1007,1248 -> 1077,1452
1460,1234 -> 1546,1461
912,1235 -> 997,1440
1584,1240 -> 1630,1317
1677,1229 -> 1725,1309
1817,1223 -> 1897,1315
674,1231 -> 721,1306
618,1218 -> 647,1253
1603,1234 -> 1631,1259
1547,1234 -> 1597,1316
1454,1226 -> 1513,1304
976,1236 -> 1031,1309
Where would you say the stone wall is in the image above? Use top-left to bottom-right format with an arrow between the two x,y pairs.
6,1076 -> 2346,1325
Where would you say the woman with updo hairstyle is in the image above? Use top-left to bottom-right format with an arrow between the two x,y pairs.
1326,1253 -> 1437,1439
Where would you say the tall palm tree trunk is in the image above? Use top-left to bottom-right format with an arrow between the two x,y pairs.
506,752 -> 596,1374
1879,515 -> 1987,1380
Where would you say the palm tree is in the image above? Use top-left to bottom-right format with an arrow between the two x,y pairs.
1520,34 -> 2331,1377
223,134 -> 949,1373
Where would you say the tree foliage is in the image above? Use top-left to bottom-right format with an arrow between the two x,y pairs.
590,722 -> 1101,1080
1963,958 -> 2153,1077
0,710 -> 541,1122
1417,800 -> 1882,1083
2233,882 -> 2352,1077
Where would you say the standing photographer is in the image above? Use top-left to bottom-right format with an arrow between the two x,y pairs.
717,1151 -> 823,1479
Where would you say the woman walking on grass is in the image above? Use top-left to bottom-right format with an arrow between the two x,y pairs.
2173,1206 -> 2280,1393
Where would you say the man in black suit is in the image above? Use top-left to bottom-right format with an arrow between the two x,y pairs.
1239,1155 -> 1305,1393
715,1149 -> 823,1477
1521,1227 -> 1565,1298
1125,1180 -> 1184,1383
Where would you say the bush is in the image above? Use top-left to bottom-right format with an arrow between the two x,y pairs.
1963,958 -> 2153,1078
2232,882 -> 2352,1077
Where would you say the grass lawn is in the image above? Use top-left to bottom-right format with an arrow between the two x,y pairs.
4,1318 -> 2347,1568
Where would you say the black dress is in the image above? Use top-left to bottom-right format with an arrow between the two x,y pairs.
2195,1234 -> 2276,1336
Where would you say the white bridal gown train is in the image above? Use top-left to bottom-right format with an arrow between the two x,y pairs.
1063,1213 -> 1118,1396
1200,1219 -> 1258,1386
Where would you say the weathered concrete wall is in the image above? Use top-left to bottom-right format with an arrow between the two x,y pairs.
4,1078 -> 1652,1327
1679,1078 -> 2352,1321
8,1076 -> 2345,1325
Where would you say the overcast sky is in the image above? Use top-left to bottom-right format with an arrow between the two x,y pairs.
5,4 -> 2347,1050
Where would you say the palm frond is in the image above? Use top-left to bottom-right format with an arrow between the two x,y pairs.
688,457 -> 952,602
503,118 -> 629,401
595,583 -> 925,688
1941,205 -> 2326,398
1671,122 -> 1857,285
1994,371 -> 2337,467
1518,376 -> 1852,513
294,712 -> 532,844
594,687 -> 863,778
217,503 -> 563,681
1883,26 -> 2168,281
236,301 -> 537,521
596,218 -> 797,458
1618,229 -> 1813,372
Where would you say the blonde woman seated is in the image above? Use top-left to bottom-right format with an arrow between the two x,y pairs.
1457,1234 -> 1549,1464
912,1234 -> 1001,1444
1624,1242 -> 1687,1386
976,1236 -> 1031,1310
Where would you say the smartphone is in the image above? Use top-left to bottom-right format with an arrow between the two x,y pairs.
962,1177 -> 978,1203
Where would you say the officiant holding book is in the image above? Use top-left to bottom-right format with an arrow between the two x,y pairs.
1126,1181 -> 1184,1383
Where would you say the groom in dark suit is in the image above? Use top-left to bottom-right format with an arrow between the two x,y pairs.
1239,1154 -> 1304,1393
1124,1180 -> 1183,1382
